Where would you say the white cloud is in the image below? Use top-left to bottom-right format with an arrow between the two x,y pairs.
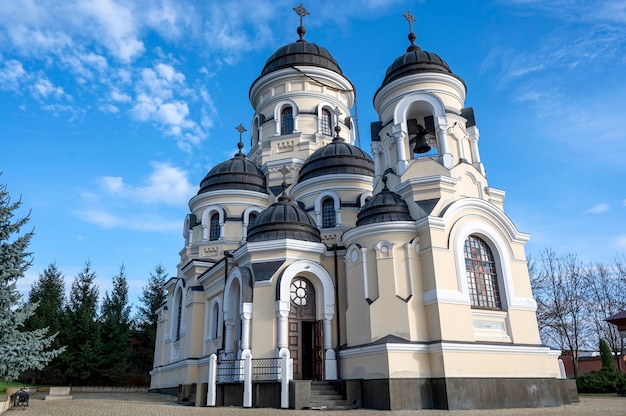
96,162 -> 195,205
584,203 -> 610,214
77,162 -> 194,232
0,59 -> 26,90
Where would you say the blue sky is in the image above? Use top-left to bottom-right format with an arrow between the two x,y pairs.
1,0 -> 625,310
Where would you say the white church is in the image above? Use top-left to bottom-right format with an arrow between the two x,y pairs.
149,6 -> 577,410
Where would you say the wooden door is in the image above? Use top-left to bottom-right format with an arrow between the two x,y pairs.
314,320 -> 324,381
288,277 -> 316,380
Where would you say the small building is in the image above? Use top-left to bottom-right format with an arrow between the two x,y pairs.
149,6 -> 575,410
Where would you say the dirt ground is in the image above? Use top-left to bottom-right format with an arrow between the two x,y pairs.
3,392 -> 626,416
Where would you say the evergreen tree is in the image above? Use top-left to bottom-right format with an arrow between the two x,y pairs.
64,260 -> 101,384
0,180 -> 64,382
23,262 -> 67,383
99,264 -> 133,384
134,263 -> 168,375
600,338 -> 617,372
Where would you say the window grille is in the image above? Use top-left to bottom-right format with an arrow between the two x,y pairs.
209,213 -> 220,241
321,108 -> 332,136
281,107 -> 294,135
322,198 -> 335,228
464,235 -> 501,309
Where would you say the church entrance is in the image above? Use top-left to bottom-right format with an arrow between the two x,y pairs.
288,277 -> 323,380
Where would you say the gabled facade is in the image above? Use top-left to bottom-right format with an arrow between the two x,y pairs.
150,7 -> 576,410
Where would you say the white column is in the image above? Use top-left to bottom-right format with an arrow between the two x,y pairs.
280,348 -> 291,409
242,349 -> 252,408
276,301 -> 290,350
224,319 -> 235,358
207,354 -> 217,406
202,225 -> 208,241
323,314 -> 337,380
241,303 -> 253,351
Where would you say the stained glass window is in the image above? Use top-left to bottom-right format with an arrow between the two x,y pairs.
464,235 -> 501,309
281,107 -> 294,135
322,198 -> 335,228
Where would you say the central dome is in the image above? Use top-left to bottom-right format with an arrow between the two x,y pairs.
261,40 -> 342,77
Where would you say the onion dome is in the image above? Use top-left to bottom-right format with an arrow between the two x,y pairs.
298,127 -> 374,184
379,12 -> 465,89
259,5 -> 342,77
356,177 -> 413,226
247,184 -> 321,243
198,140 -> 267,195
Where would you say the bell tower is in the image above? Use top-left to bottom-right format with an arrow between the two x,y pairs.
370,11 -> 495,221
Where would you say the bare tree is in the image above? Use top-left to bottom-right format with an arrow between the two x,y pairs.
530,249 -> 593,377
588,262 -> 625,371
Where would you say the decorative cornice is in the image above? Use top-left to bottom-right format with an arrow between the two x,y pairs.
342,221 -> 417,246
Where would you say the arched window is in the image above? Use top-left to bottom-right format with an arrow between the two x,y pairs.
321,108 -> 332,136
175,290 -> 183,341
211,301 -> 220,339
322,198 -> 336,228
281,106 -> 294,135
209,213 -> 220,241
464,235 -> 501,309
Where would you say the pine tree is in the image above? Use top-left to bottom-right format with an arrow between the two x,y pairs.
600,338 -> 617,372
23,262 -> 67,384
0,180 -> 64,382
99,264 -> 133,384
64,260 -> 101,384
134,263 -> 168,375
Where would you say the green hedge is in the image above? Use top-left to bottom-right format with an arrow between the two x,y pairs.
577,369 -> 626,393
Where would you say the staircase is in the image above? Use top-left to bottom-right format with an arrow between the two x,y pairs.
308,381 -> 356,410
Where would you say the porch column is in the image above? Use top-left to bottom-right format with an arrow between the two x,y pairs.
276,301 -> 290,350
224,319 -> 235,358
241,303 -> 253,351
242,349 -> 252,408
207,354 -> 217,406
323,313 -> 337,380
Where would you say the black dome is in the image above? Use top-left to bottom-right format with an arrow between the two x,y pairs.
260,40 -> 342,77
247,191 -> 321,243
198,148 -> 267,195
356,177 -> 413,226
298,137 -> 375,183
380,33 -> 465,89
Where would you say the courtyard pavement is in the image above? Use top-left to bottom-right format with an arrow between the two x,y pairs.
4,392 -> 626,416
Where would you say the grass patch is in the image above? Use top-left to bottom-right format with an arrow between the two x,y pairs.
0,379 -> 31,394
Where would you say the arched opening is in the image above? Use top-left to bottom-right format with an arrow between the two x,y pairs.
288,277 -> 322,380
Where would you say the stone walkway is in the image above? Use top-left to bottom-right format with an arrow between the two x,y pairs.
3,392 -> 626,416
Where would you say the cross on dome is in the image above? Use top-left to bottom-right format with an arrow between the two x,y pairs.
293,4 -> 310,41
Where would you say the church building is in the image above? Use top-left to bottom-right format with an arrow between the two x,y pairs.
149,6 -> 576,410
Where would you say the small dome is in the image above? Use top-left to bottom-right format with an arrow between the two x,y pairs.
380,32 -> 465,89
260,40 -> 342,77
356,177 -> 413,226
198,146 -> 267,195
247,191 -> 321,243
298,136 -> 374,183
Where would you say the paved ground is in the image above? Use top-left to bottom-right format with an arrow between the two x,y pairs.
3,392 -> 626,416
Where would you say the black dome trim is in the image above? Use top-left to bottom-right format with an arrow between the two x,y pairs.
247,191 -> 321,243
198,152 -> 267,195
260,40 -> 342,77
356,177 -> 413,226
298,137 -> 374,183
